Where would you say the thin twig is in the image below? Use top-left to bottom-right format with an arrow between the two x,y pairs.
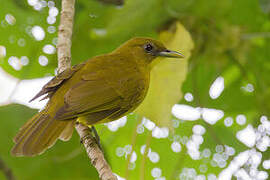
139,131 -> 152,180
57,0 -> 117,179
98,0 -> 124,5
169,146 -> 187,179
0,157 -> 15,180
124,116 -> 143,179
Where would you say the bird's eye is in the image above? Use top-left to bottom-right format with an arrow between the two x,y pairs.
144,43 -> 153,52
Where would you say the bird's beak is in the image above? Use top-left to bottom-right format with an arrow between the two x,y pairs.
157,50 -> 185,58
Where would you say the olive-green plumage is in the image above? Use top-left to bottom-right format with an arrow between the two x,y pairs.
11,37 -> 184,156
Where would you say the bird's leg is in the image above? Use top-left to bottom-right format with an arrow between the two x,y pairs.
91,126 -> 103,152
76,121 -> 103,152
76,122 -> 93,144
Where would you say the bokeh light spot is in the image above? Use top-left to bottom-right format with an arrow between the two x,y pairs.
236,114 -> 246,125
43,44 -> 56,54
38,55 -> 48,66
209,76 -> 224,99
151,167 -> 161,178
184,92 -> 194,102
32,26 -> 45,41
0,46 -> 6,58
224,117 -> 233,127
171,142 -> 181,153
5,14 -> 16,25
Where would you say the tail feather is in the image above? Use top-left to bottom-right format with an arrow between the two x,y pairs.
21,116 -> 59,156
11,111 -> 75,157
12,114 -> 48,155
21,117 -> 51,156
13,113 -> 46,143
59,121 -> 76,141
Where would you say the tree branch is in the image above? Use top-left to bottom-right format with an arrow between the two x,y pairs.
75,124 -> 117,180
57,0 -> 74,74
0,157 -> 15,180
57,0 -> 117,179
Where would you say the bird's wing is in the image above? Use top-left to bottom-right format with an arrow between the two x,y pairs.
29,63 -> 85,102
54,68 -> 124,121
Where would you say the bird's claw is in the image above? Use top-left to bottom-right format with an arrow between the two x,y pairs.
91,126 -> 104,152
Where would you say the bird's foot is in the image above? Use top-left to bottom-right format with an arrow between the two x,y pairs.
90,126 -> 104,153
80,134 -> 92,144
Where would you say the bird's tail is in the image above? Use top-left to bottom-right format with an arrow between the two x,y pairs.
11,109 -> 75,157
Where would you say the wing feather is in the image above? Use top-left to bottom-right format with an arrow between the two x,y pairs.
29,63 -> 84,102
54,71 -> 124,121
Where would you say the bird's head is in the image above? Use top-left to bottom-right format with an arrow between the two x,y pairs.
114,37 -> 184,65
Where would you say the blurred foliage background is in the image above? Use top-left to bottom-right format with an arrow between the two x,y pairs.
0,0 -> 270,179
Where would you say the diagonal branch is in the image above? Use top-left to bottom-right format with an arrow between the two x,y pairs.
75,124 -> 117,180
0,157 -> 15,180
57,0 -> 117,179
98,0 -> 124,5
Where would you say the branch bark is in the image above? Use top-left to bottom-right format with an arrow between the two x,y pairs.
75,124 -> 117,180
57,0 -> 117,180
57,0 -> 74,74
0,157 -> 15,180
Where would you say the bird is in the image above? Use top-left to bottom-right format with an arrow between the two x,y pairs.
11,37 -> 184,156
